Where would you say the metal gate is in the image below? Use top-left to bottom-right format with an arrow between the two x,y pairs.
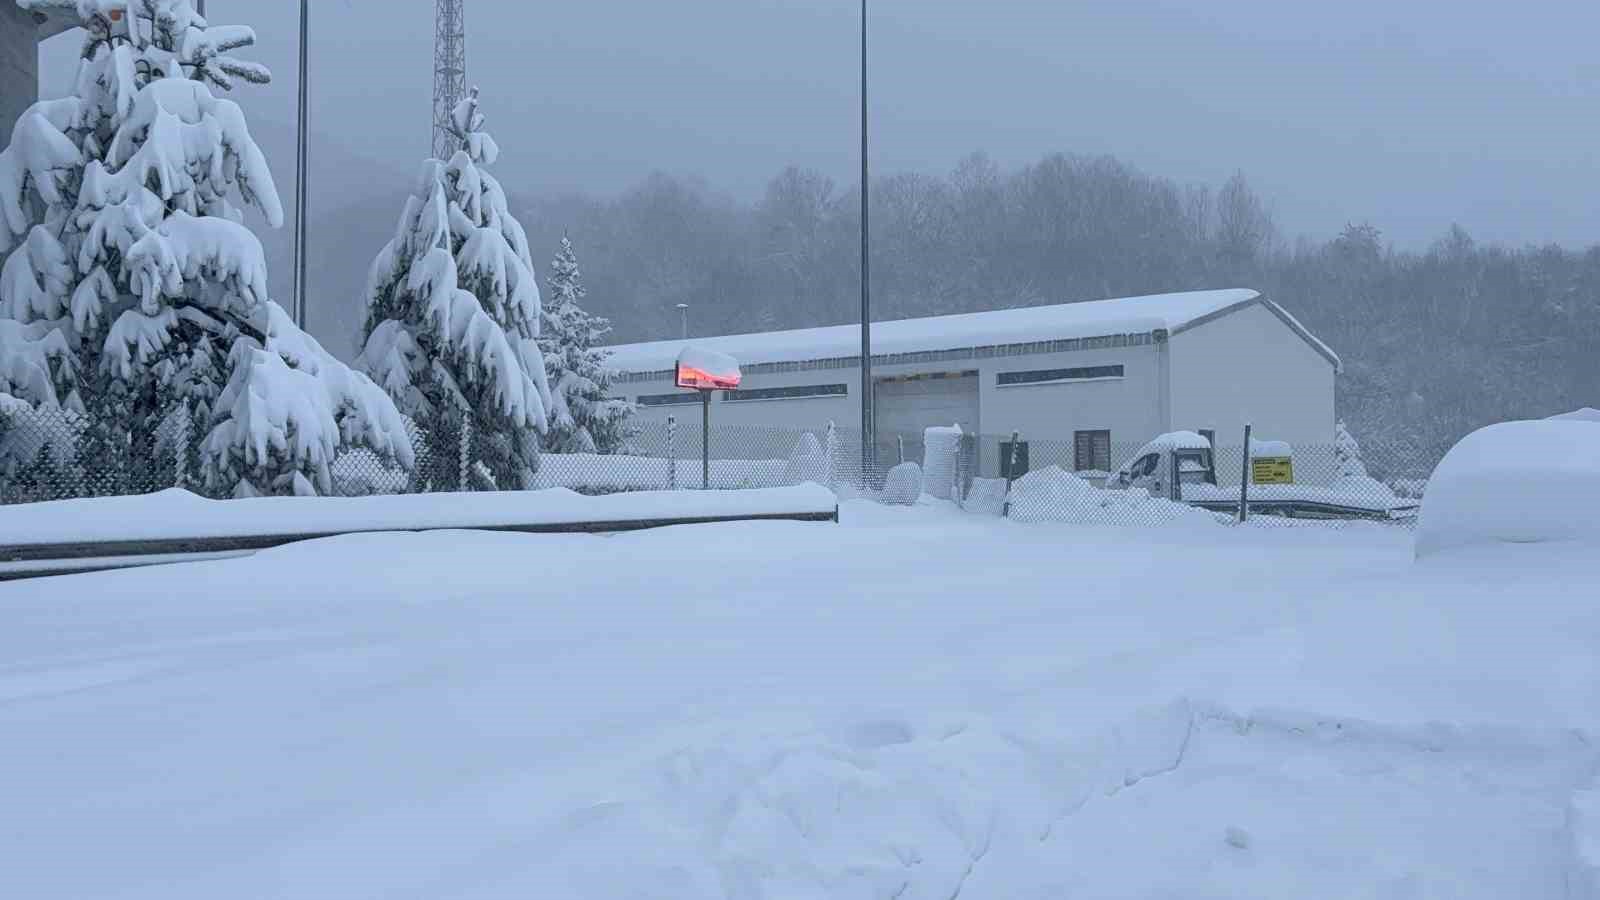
873,371 -> 979,466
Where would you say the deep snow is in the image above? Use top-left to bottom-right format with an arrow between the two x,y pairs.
0,500 -> 1595,898
0,484 -> 836,547
1416,419 -> 1600,558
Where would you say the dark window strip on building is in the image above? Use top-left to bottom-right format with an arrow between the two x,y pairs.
613,331 -> 1156,383
722,383 -> 848,402
996,364 -> 1125,387
635,392 -> 703,407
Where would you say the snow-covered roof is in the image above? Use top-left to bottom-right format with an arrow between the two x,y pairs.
606,289 -> 1341,374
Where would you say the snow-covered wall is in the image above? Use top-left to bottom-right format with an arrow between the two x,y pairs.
1168,302 -> 1338,482
622,344 -> 1164,445
978,343 -> 1164,446
621,366 -> 858,431
616,298 -> 1336,477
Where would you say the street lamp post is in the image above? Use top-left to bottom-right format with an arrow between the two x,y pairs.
191,0 -> 303,329
676,303 -> 689,340
859,0 -> 874,479
291,0 -> 309,330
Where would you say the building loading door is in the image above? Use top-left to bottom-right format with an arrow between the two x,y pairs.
874,371 -> 980,465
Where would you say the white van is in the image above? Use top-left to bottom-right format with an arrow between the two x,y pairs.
1105,431 -> 1218,501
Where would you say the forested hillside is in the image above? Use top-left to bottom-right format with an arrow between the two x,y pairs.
514,153 -> 1599,460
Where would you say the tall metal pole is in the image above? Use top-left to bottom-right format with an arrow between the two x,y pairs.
677,303 -> 689,339
292,0 -> 309,330
859,0 -> 874,479
701,390 -> 711,490
1238,423 -> 1252,523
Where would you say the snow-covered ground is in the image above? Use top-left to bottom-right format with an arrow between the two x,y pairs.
1,500 -> 1596,898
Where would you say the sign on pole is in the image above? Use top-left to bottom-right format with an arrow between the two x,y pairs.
675,348 -> 742,391
1250,456 -> 1295,484
676,347 -> 741,489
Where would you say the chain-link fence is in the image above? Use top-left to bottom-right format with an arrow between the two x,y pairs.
3,402 -> 1441,529
957,431 -> 1436,528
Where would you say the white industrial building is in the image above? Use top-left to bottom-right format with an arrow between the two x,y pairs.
605,289 -> 1340,477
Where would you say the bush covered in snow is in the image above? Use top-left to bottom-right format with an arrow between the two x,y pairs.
1415,419 -> 1600,558
881,462 -> 922,505
783,431 -> 828,486
961,476 -> 1009,515
1335,421 -> 1366,478
357,87 -> 550,491
0,0 -> 412,497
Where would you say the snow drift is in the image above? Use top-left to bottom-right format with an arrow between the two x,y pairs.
1415,419 -> 1600,558
1007,465 -> 1222,526
0,500 -> 1594,897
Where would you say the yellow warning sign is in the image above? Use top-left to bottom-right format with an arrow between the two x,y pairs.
1251,457 -> 1294,484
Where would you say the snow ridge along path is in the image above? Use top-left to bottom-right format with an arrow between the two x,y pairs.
1,500 -> 1596,898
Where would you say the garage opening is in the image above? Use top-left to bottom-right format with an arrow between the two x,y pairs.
873,370 -> 979,465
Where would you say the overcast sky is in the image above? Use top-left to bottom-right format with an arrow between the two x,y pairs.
41,0 -> 1600,248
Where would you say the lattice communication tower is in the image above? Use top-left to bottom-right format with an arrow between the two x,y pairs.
432,0 -> 466,159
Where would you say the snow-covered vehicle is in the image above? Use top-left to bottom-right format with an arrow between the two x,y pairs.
1108,431 -> 1419,521
1105,431 -> 1218,499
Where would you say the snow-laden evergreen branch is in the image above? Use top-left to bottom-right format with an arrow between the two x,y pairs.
0,0 -> 412,497
358,87 -> 550,490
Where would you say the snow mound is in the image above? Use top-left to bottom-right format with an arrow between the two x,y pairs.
1416,420 -> 1600,558
1007,465 -> 1220,526
921,424 -> 961,500
881,462 -> 922,505
1548,407 -> 1600,423
1331,473 -> 1399,503
962,477 -> 1008,515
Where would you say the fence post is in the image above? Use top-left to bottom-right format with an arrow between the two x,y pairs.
667,415 -> 677,491
951,435 -> 963,501
700,390 -> 711,490
458,414 -> 471,492
1001,430 -> 1021,518
824,420 -> 838,487
1168,447 -> 1181,502
961,433 -> 976,503
1238,423 -> 1252,523
897,434 -> 905,465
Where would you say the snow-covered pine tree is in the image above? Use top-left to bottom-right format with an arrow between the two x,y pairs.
1335,420 -> 1368,479
0,0 -> 412,498
357,87 -> 550,490
539,235 -> 633,453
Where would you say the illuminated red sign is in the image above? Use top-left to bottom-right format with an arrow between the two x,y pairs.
676,366 -> 741,390
675,347 -> 742,391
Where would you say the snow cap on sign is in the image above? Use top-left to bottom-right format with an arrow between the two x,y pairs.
1249,438 -> 1293,458
675,346 -> 741,390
